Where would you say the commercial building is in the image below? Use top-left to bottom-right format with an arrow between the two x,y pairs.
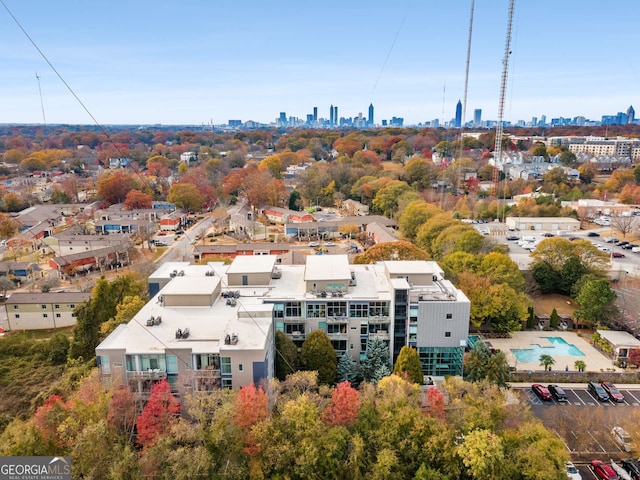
96,255 -> 470,396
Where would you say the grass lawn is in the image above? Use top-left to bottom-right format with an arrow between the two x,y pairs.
530,293 -> 578,317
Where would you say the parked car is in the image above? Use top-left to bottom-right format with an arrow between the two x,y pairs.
588,232 -> 601,237
565,461 -> 582,480
324,242 -> 336,247
532,384 -> 552,401
612,252 -> 626,258
612,426 -> 634,452
605,237 -> 619,243
588,381 -> 610,402
506,235 -> 520,241
601,382 -> 625,402
542,232 -> 555,237
623,243 -> 638,250
308,242 -> 320,247
548,384 -> 569,402
621,458 -> 640,480
616,240 -> 629,246
591,460 -> 620,480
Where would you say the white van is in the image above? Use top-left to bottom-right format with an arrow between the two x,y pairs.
632,246 -> 640,253
522,235 -> 536,243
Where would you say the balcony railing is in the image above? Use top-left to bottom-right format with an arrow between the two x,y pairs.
327,332 -> 348,340
283,316 -> 304,323
369,331 -> 389,341
126,370 -> 167,380
193,368 -> 221,378
367,315 -> 390,324
327,316 -> 349,324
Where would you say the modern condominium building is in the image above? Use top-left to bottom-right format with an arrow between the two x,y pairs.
96,254 -> 470,396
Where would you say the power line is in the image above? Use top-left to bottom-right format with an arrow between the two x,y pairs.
35,71 -> 46,126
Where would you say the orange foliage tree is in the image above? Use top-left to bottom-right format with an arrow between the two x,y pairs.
322,381 -> 361,427
124,189 -> 153,210
425,386 -> 445,421
96,170 -> 141,205
233,382 -> 268,430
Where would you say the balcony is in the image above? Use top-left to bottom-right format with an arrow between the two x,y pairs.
367,315 -> 390,324
283,316 -> 304,324
289,331 -> 306,340
327,316 -> 348,324
327,331 -> 348,340
193,368 -> 221,378
369,331 -> 389,341
126,370 -> 167,380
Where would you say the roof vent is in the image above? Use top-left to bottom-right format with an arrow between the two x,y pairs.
175,328 -> 190,339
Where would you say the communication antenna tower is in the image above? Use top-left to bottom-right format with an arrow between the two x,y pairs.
35,71 -> 46,126
456,0 -> 475,193
493,0 -> 515,221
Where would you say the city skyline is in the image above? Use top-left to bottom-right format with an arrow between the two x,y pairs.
0,1 -> 638,126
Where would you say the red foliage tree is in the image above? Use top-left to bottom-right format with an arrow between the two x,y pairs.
425,386 -> 445,421
124,189 -> 153,210
33,394 -> 69,448
628,349 -> 640,367
322,381 -> 361,427
135,380 -> 180,448
233,383 -> 268,430
96,170 -> 140,205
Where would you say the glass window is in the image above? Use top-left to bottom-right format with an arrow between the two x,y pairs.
56,313 -> 61,318
43,313 -> 48,318
221,357 -> 231,375
307,303 -> 326,318
369,301 -> 389,316
349,303 -> 369,318
70,304 -> 75,308
327,301 -> 347,317
222,378 -> 233,389
14,314 -> 19,318
327,323 -> 346,334
54,304 -> 60,309
13,305 -> 18,310
166,355 -> 178,374
126,355 -> 136,371
100,356 -> 110,375
140,354 -> 166,371
445,332 -> 452,338
41,305 -> 47,309
285,302 -> 301,317
273,303 -> 284,318
238,364 -> 243,371
446,313 -> 453,319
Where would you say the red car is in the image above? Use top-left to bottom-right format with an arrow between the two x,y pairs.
612,252 -> 625,258
601,382 -> 625,403
532,384 -> 552,401
591,460 -> 620,480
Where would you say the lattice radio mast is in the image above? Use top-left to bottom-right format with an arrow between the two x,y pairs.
493,0 -> 515,220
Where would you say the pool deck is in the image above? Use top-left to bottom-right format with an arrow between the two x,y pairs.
482,330 -> 622,373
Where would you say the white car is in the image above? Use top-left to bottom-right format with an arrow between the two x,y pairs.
565,461 -> 582,480
324,242 -> 336,247
308,242 -> 319,247
612,426 -> 634,452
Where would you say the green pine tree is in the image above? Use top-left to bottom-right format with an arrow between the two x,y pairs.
275,331 -> 298,381
361,337 -> 392,383
337,352 -> 359,384
300,330 -> 337,385
550,308 -> 559,329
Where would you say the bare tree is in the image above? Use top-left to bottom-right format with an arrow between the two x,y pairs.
611,215 -> 638,238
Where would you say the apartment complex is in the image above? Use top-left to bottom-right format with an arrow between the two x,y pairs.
96,255 -> 470,396
3,292 -> 91,331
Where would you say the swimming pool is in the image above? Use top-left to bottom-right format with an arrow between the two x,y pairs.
511,336 -> 585,363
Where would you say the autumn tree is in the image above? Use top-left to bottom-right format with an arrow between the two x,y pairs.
233,383 -> 268,430
425,386 -> 445,421
371,180 -> 416,217
322,381 -> 360,426
96,170 -> 141,205
353,241 -> 429,264
0,214 -> 19,239
167,183 -> 205,212
124,189 -> 153,210
611,214 -> 638,238
393,346 -> 423,384
135,379 -> 180,448
397,200 -> 442,241
300,330 -> 336,385
108,385 -> 137,441
69,274 -> 146,360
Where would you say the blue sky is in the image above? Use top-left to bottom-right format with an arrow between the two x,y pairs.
1,1 -> 638,126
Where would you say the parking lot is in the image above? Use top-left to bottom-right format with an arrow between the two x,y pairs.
514,384 -> 640,477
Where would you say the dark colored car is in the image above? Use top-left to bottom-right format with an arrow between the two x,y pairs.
588,232 -> 601,237
532,384 -> 552,401
542,232 -> 555,237
588,381 -> 610,402
623,243 -> 638,249
506,235 -> 520,241
601,382 -> 624,402
621,458 -> 640,480
591,460 -> 620,480
616,240 -> 629,246
547,384 -> 569,402
612,252 -> 626,258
